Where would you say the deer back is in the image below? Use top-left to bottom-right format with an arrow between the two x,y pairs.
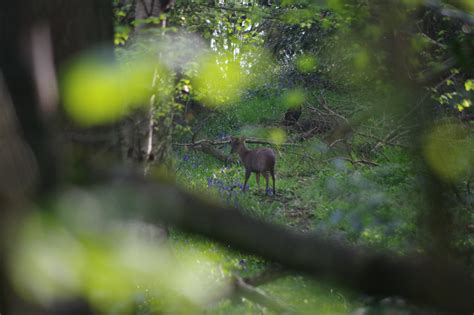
242,148 -> 275,172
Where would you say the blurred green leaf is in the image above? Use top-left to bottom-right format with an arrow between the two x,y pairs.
282,89 -> 306,108
423,123 -> 473,182
193,53 -> 246,107
465,79 -> 474,91
296,54 -> 318,73
62,54 -> 163,126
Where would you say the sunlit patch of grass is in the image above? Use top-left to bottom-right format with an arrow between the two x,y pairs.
263,276 -> 360,314
171,88 -> 425,312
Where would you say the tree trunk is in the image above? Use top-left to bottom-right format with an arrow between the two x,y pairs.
134,0 -> 175,30
0,1 -> 113,313
121,0 -> 176,172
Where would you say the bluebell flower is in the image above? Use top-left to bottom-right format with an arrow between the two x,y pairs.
329,209 -> 343,225
183,154 -> 190,161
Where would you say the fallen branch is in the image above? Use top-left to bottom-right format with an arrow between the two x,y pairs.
356,132 -> 409,149
174,139 -> 235,163
328,157 -> 379,167
209,265 -> 291,313
199,141 -> 234,163
295,125 -> 326,141
348,159 -> 379,167
328,138 -> 346,148
173,138 -> 298,147
232,276 -> 292,313
242,265 -> 288,286
283,151 -> 318,162
173,139 -> 228,147
319,95 -> 350,125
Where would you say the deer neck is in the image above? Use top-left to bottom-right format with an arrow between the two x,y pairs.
237,145 -> 249,161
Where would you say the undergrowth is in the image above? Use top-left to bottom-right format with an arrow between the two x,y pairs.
159,89 -> 428,314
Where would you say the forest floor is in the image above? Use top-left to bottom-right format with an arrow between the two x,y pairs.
159,89 -> 422,314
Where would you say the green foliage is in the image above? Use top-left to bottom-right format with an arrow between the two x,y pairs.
97,0 -> 474,312
171,101 -> 429,312
173,140 -> 366,313
231,95 -> 288,125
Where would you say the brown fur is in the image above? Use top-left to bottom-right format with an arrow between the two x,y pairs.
230,137 -> 276,195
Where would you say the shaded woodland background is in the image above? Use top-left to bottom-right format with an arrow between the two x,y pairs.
0,0 -> 473,314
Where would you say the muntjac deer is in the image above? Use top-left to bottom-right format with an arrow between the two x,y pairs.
230,136 -> 276,195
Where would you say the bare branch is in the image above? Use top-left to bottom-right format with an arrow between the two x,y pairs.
173,138 -> 298,147
232,276 -> 292,313
319,96 -> 350,125
327,157 -> 379,167
199,141 -> 235,163
242,265 -> 288,286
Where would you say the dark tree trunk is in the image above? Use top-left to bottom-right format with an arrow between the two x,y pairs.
134,0 -> 175,29
0,1 -> 113,313
121,0 -> 177,172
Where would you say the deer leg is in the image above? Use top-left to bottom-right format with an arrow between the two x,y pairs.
270,168 -> 276,195
263,172 -> 269,195
243,169 -> 251,192
255,172 -> 260,190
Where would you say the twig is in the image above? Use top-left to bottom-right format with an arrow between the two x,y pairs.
328,138 -> 345,148
233,276 -> 292,313
208,267 -> 291,313
297,125 -> 325,141
284,151 -> 318,162
356,132 -> 409,149
418,31 -> 447,49
327,157 -> 379,167
173,139 -> 228,147
242,265 -> 288,286
319,95 -> 350,125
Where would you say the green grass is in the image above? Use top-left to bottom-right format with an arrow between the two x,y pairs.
210,277 -> 359,315
163,88 -> 427,314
